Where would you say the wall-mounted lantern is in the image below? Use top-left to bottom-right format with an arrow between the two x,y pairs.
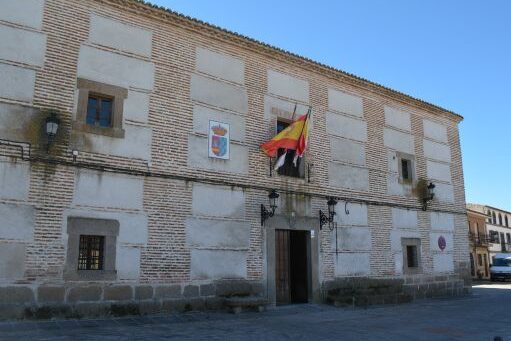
45,112 -> 60,152
261,189 -> 279,226
319,196 -> 338,230
421,182 -> 435,211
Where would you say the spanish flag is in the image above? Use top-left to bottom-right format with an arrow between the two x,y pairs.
260,109 -> 310,160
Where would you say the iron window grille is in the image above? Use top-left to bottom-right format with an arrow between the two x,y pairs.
78,235 -> 105,270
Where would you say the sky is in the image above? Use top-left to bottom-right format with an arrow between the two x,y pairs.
151,0 -> 511,210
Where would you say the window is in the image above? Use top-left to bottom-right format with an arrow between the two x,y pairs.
507,233 -> 511,244
78,235 -> 105,270
401,159 -> 412,181
402,238 -> 421,274
506,216 -> 509,227
86,94 -> 113,128
478,254 -> 483,266
74,78 -> 128,138
492,211 -> 496,224
275,119 -> 305,178
489,230 -> 499,243
64,217 -> 119,281
499,213 -> 503,226
396,152 -> 415,184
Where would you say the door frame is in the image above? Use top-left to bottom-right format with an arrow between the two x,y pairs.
266,214 -> 319,305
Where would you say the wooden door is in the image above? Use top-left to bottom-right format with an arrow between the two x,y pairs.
275,229 -> 290,305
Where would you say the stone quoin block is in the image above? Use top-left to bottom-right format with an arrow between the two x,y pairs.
37,287 -> 65,304
104,286 -> 133,301
135,286 -> 154,300
67,286 -> 102,303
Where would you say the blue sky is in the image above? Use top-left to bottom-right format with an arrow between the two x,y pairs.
151,0 -> 511,210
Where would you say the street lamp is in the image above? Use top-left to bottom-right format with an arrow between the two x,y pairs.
319,196 -> 338,230
422,182 -> 435,211
261,189 -> 279,226
45,112 -> 60,152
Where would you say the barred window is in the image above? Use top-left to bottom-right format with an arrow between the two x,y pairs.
78,235 -> 105,270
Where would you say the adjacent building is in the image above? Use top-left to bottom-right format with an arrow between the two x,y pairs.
466,208 -> 490,280
467,204 -> 511,264
0,0 -> 470,318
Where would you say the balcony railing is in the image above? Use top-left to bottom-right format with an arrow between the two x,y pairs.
469,233 -> 491,246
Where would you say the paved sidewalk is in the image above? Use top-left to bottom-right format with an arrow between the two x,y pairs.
0,284 -> 510,340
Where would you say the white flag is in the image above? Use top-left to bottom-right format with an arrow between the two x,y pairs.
274,152 -> 287,171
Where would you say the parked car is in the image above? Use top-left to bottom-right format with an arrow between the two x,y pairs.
490,254 -> 511,282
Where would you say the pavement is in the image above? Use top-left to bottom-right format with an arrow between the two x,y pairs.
0,283 -> 510,340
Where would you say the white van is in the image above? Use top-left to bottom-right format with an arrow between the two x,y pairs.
490,253 -> 511,282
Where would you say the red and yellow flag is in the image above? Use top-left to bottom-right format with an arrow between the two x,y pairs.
260,111 -> 310,158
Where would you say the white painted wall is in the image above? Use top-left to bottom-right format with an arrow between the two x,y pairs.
190,249 -> 247,279
267,70 -> 309,103
0,24 -> 46,67
335,253 -> 370,276
392,208 -> 418,229
334,201 -> 368,226
426,160 -> 452,183
77,45 -> 155,91
326,112 -> 367,142
0,203 -> 34,241
384,106 -> 411,132
196,47 -> 244,85
330,137 -> 365,166
0,63 -> 36,102
433,253 -> 454,273
89,14 -> 153,58
328,89 -> 363,118
73,124 -> 152,160
433,182 -> 455,203
186,218 -> 250,249
383,128 -> 415,154
73,170 -> 144,210
423,139 -> 451,163
430,212 -> 454,232
0,243 -> 26,279
190,74 -> 248,114
423,119 -> 448,143
328,163 -> 369,191
191,184 -> 245,218
124,90 -> 150,123
0,0 -> 45,30
0,159 -> 30,201
117,246 -> 141,280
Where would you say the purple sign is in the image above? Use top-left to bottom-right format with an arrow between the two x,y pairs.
438,236 -> 446,251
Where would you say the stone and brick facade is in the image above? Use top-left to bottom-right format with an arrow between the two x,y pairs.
0,0 -> 469,319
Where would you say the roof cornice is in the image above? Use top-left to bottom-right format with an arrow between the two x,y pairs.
101,0 -> 463,122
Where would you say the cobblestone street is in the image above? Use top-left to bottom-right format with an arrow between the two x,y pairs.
0,284 -> 509,340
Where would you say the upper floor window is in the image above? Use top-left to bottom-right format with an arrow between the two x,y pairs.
74,78 -> 127,138
489,230 -> 499,243
506,216 -> 509,227
499,213 -> 503,226
86,94 -> 113,128
492,211 -> 496,224
275,119 -> 304,178
397,152 -> 415,184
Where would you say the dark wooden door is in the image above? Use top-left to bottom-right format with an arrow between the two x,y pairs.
275,229 -> 291,305
275,229 -> 309,305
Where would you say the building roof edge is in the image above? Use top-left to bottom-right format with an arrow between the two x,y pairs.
109,0 -> 463,122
